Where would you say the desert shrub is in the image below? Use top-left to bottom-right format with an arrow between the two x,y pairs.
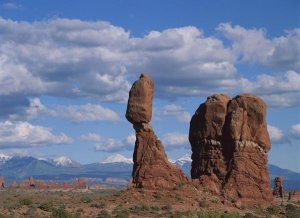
131,204 -> 150,214
19,198 -> 33,206
153,191 -> 162,200
168,210 -> 196,218
91,202 -> 106,209
286,204 -> 300,218
266,205 -> 281,215
51,206 -> 71,218
39,201 -> 55,212
97,210 -> 112,218
162,204 -> 173,213
0,215 -> 14,218
80,196 -> 92,203
197,210 -> 240,218
174,182 -> 184,190
199,200 -> 207,208
112,206 -> 130,218
243,213 -> 259,218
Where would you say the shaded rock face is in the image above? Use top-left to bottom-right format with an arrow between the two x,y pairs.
0,176 -> 5,189
190,94 -> 272,206
126,74 -> 188,189
273,177 -> 283,198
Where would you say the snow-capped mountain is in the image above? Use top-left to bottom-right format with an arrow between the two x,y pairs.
175,154 -> 192,166
0,153 -> 12,165
101,154 -> 133,164
52,156 -> 80,167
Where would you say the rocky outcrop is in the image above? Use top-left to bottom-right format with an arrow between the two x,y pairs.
16,177 -> 86,189
0,176 -> 5,188
190,94 -> 272,206
126,74 -> 154,124
273,177 -> 283,198
74,178 -> 87,189
10,181 -> 17,189
126,74 -> 188,189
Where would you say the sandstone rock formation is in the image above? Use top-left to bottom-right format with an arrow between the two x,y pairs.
126,74 -> 188,189
273,176 -> 283,198
190,94 -> 272,206
10,180 -> 17,189
0,176 -> 5,188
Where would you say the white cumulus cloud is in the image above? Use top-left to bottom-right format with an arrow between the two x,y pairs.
267,124 -> 285,144
0,121 -> 72,148
50,103 -> 119,122
289,124 -> 300,139
80,133 -> 101,142
162,132 -> 189,150
162,104 -> 191,123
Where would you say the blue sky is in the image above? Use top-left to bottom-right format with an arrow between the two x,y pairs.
0,0 -> 299,172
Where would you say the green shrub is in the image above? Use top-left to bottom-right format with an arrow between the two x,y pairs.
39,201 -> 55,212
197,210 -> 240,218
112,206 -> 130,218
97,210 -> 112,218
19,198 -> 33,206
51,206 -> 71,218
199,200 -> 207,208
0,215 -> 14,218
266,205 -> 280,215
286,204 -> 300,218
81,196 -> 92,203
153,191 -> 162,200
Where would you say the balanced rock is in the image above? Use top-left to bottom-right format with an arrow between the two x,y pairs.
127,74 -> 188,189
273,177 -> 283,198
190,94 -> 272,206
0,176 -> 5,188
126,73 -> 154,124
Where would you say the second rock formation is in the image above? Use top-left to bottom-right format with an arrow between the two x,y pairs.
190,94 -> 273,206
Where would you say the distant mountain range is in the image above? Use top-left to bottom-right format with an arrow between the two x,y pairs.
0,153 -> 299,190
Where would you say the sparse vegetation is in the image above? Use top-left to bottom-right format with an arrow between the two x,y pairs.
153,191 -> 162,200
97,210 -> 112,218
112,206 -> 130,218
19,198 -> 33,206
286,204 -> 300,218
39,200 -> 55,211
80,196 -> 92,203
199,200 -> 207,208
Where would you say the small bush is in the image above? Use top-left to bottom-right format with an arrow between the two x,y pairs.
286,204 -> 300,218
0,215 -> 14,218
39,201 -> 54,212
51,206 -> 71,218
81,196 -> 92,203
266,205 -> 280,215
112,206 -> 130,218
19,198 -> 33,206
91,202 -> 106,209
199,200 -> 207,208
153,191 -> 162,200
97,210 -> 112,218
162,204 -> 172,213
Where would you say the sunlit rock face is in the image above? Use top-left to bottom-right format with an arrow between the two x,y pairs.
190,94 -> 272,206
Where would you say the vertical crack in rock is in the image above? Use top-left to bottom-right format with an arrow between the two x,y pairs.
126,73 -> 188,189
190,93 -> 272,206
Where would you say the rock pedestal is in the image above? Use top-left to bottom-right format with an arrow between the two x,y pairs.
190,94 -> 272,206
273,177 -> 283,198
0,176 -> 5,189
126,74 -> 188,189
